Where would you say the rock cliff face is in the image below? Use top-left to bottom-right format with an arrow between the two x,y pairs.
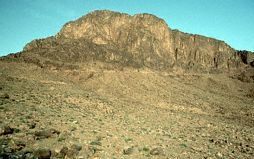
237,50 -> 254,66
21,10 -> 250,71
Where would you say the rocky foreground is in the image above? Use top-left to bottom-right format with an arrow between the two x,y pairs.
0,10 -> 254,158
0,61 -> 253,158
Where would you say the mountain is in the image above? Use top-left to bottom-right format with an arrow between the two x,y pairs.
0,10 -> 254,158
4,10 -> 253,72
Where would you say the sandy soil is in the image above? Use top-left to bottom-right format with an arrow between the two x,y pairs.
0,61 -> 253,158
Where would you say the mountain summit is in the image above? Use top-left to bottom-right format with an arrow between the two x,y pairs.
6,10 -> 254,72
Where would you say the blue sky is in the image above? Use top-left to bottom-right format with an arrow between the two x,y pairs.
0,0 -> 254,56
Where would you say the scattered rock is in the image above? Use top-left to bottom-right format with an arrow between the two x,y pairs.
246,88 -> 254,98
72,120 -> 78,124
13,128 -> 21,134
90,140 -> 102,146
150,147 -> 164,156
71,144 -> 82,152
20,148 -> 34,157
123,147 -> 134,155
22,152 -> 35,159
34,128 -> 60,139
3,147 -> 13,153
141,146 -> 150,152
14,140 -> 26,150
215,152 -> 223,158
34,148 -> 51,159
59,146 -> 69,157
209,139 -> 214,143
0,126 -> 14,135
28,122 -> 36,129
0,93 -> 9,99
58,145 -> 81,158
71,126 -> 77,131
66,148 -> 79,157
57,131 -> 69,142
57,136 -> 66,142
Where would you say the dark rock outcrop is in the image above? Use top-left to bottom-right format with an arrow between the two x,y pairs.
7,10 -> 254,72
237,50 -> 254,66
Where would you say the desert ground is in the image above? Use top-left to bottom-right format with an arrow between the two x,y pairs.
0,61 -> 253,158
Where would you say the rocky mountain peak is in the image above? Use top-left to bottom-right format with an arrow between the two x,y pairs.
57,10 -> 171,47
17,10 -> 253,72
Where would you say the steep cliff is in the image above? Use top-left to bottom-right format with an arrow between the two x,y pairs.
19,10 -> 249,72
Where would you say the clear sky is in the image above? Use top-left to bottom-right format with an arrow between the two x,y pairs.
0,0 -> 254,56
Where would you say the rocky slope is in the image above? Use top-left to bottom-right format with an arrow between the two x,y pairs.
11,10 -> 251,72
0,61 -> 254,158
